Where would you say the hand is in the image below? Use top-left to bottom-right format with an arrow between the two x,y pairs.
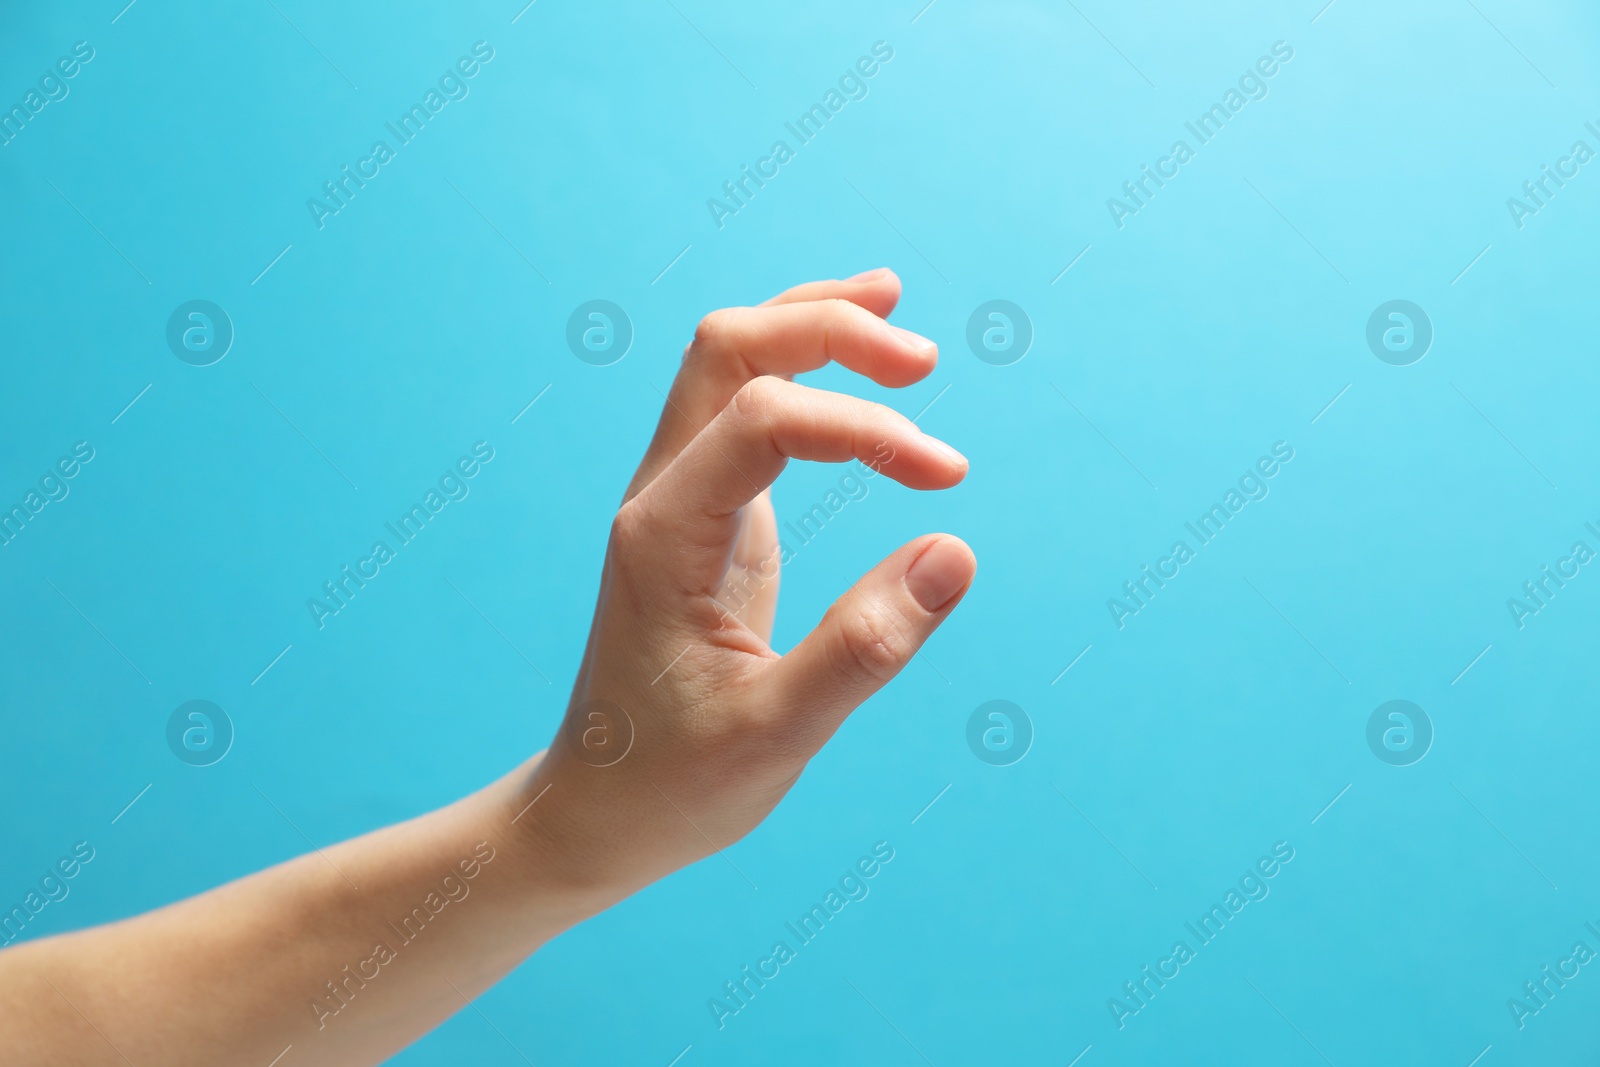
0,269 -> 977,1067
519,268 -> 976,907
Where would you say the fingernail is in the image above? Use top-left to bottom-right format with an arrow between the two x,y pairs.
925,435 -> 967,467
905,538 -> 974,613
848,267 -> 890,281
888,324 -> 937,357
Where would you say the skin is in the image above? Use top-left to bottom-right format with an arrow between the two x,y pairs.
0,269 -> 977,1066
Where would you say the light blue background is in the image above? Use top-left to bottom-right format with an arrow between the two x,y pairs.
3,0 -> 1598,1063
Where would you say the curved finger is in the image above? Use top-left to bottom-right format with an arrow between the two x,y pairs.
759,267 -> 902,319
630,377 -> 966,593
628,279 -> 930,498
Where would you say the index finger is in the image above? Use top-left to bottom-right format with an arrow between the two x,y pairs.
630,377 -> 966,596
627,273 -> 932,499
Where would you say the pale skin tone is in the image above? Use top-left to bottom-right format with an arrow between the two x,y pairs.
0,269 -> 977,1065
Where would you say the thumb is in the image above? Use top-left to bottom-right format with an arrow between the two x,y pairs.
764,534 -> 976,747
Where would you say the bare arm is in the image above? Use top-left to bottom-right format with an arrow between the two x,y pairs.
0,270 -> 976,1066
2,758 -> 597,1065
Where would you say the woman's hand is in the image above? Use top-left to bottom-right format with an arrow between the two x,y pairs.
520,268 -> 976,908
0,269 -> 975,1067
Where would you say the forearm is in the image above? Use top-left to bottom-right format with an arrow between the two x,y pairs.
0,754 -> 600,1067
0,269 -> 970,1065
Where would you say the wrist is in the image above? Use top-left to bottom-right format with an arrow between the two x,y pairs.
488,752 -> 643,940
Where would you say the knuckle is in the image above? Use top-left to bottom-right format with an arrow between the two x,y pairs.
835,603 -> 911,681
732,375 -> 784,421
693,307 -> 741,347
609,496 -> 652,555
864,396 -> 899,423
818,298 -> 858,361
821,296 -> 857,319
